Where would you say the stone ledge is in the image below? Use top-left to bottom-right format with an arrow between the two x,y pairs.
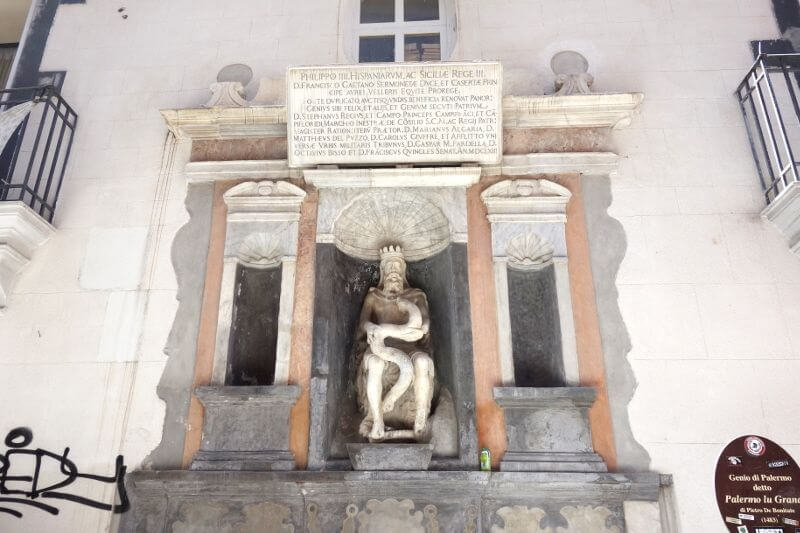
185,160 -> 301,183
493,386 -> 597,408
162,93 -> 642,141
481,152 -> 620,177
500,452 -> 608,473
304,165 -> 482,188
161,106 -> 287,140
127,469 -> 662,501
0,202 -> 55,308
191,451 -> 296,472
195,385 -> 301,406
503,93 -> 644,129
121,469 -> 664,532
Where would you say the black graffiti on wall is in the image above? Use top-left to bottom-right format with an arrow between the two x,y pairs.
0,428 -> 129,519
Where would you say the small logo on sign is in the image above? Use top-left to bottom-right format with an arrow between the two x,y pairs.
769,459 -> 790,468
727,516 -> 743,525
739,513 -> 755,521
745,436 -> 766,457
784,516 -> 799,526
736,525 -> 748,533
728,456 -> 743,465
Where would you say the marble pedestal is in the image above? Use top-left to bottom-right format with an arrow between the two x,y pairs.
347,443 -> 434,471
494,386 -> 607,473
191,385 -> 300,471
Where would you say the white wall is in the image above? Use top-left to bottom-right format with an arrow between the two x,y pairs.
455,1 -> 799,530
0,0 -> 795,531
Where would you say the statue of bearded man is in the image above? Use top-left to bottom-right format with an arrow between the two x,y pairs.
355,245 -> 436,442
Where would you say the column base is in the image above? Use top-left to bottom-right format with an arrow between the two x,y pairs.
494,386 -> 607,473
192,385 -> 300,472
500,452 -> 607,472
191,451 -> 296,471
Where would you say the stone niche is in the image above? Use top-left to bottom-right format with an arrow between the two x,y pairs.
482,178 -> 605,473
191,180 -> 306,471
306,181 -> 478,470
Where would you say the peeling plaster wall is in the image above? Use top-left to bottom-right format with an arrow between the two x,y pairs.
0,0 -> 798,531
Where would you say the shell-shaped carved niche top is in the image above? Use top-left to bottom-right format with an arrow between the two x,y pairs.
237,231 -> 282,268
223,180 -> 306,215
507,232 -> 554,271
481,179 -> 571,217
333,189 -> 450,261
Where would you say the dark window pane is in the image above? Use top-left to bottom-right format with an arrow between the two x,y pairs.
361,0 -> 395,23
404,33 -> 440,62
404,0 -> 439,21
360,35 -> 395,62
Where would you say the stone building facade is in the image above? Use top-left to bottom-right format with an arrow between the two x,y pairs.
0,0 -> 798,532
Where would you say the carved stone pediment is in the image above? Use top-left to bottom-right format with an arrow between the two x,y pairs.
481,179 -> 571,222
223,180 -> 306,217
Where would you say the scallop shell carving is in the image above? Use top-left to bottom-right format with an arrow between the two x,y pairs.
506,233 -> 554,270
237,232 -> 282,268
333,189 -> 450,261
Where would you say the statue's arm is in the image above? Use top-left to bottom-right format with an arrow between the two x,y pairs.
356,292 -> 377,341
415,292 -> 430,335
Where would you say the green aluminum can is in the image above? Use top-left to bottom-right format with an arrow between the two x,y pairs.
479,447 -> 491,471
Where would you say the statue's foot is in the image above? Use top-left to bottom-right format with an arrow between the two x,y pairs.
359,418 -> 372,438
370,420 -> 385,441
413,414 -> 427,437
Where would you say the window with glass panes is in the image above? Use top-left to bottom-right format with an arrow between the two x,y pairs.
358,0 -> 444,63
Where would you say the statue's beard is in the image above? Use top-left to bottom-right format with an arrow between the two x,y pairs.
383,278 -> 403,295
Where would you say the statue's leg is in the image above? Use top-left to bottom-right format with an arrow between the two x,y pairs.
365,354 -> 387,440
381,350 -> 413,414
411,352 -> 434,437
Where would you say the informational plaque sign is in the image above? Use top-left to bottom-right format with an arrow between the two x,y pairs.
287,62 -> 502,167
715,435 -> 800,532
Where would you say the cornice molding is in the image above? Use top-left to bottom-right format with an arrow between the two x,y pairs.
303,166 -> 482,188
161,106 -> 286,140
503,93 -> 644,130
161,93 -> 643,141
482,152 -> 620,178
185,160 -> 300,183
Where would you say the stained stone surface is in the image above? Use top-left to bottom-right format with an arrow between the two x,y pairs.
507,264 -> 564,387
347,443 -> 434,471
121,470 -> 662,532
226,265 -> 282,386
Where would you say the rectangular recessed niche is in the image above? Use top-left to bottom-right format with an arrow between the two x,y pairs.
225,264 -> 282,386
507,263 -> 565,387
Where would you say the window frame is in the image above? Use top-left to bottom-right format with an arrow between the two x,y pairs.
356,0 -> 450,63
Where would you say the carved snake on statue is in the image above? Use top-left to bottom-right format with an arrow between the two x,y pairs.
365,297 -> 423,414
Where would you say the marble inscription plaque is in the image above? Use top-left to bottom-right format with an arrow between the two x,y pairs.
288,62 -> 502,167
